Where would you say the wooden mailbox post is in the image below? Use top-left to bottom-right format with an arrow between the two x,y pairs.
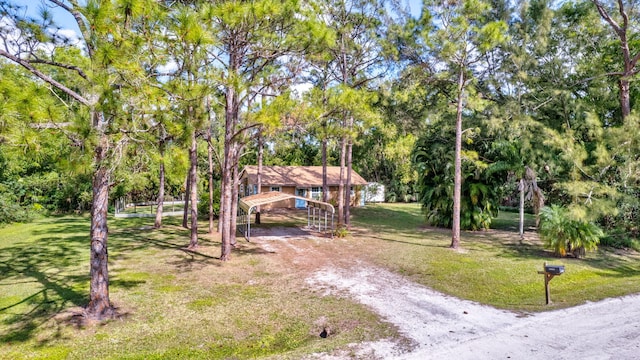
538,262 -> 565,305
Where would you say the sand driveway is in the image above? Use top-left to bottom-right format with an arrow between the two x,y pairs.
306,265 -> 640,360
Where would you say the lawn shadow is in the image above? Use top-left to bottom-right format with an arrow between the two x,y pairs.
0,218 -> 90,345
581,248 -> 640,278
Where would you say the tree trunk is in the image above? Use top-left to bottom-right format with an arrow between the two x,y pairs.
322,137 -> 328,203
220,165 -> 232,260
519,178 -> 525,242
592,1 -> 633,121
230,148 -> 240,247
207,128 -> 215,234
182,171 -> 190,229
154,133 -> 165,229
188,130 -> 198,249
345,135 -> 353,229
86,115 -> 114,320
451,68 -> 464,249
218,175 -> 225,234
619,78 -> 631,119
337,136 -> 347,226
256,129 -> 263,224
220,81 -> 237,261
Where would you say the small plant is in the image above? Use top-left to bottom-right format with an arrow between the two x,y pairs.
539,205 -> 604,258
333,225 -> 349,238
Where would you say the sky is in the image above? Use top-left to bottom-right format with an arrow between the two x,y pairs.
10,0 -> 423,35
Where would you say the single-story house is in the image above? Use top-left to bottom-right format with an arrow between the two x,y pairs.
239,166 -> 368,210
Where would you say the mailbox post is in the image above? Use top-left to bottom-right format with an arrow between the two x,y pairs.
537,262 -> 564,305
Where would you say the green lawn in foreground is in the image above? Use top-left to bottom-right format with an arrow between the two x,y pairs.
0,215 -> 395,360
1,204 -> 640,359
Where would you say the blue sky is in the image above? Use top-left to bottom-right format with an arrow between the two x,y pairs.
11,0 -> 422,34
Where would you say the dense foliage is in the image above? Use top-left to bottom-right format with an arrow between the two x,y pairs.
539,205 -> 603,258
412,122 -> 502,230
1,0 -> 639,249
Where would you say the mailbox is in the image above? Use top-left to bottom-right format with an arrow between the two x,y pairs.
544,264 -> 565,275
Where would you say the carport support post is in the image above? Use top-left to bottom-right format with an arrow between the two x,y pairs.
247,210 -> 251,242
324,211 -> 327,233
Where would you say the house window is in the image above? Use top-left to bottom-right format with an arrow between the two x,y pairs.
248,184 -> 258,195
270,186 -> 281,192
311,187 -> 323,200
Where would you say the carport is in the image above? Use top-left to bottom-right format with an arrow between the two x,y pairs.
237,191 -> 335,241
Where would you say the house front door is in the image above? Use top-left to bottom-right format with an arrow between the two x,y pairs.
295,188 -> 307,208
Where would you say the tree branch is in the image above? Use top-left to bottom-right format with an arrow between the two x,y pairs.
48,0 -> 94,58
0,49 -> 91,107
29,58 -> 89,80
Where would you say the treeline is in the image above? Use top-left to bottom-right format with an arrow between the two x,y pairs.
1,0 -> 640,319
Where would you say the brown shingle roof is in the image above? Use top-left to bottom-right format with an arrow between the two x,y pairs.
241,166 -> 367,187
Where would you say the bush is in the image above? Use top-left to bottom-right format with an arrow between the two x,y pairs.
333,225 -> 349,238
539,205 -> 603,258
599,232 -> 640,251
198,185 -> 220,218
0,192 -> 31,224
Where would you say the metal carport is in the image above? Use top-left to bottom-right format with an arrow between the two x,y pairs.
237,191 -> 335,241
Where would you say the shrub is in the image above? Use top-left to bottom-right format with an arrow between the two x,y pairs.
0,192 -> 31,224
198,185 -> 220,218
539,205 -> 603,258
333,225 -> 348,238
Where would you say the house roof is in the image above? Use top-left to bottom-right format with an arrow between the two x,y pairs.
240,166 -> 367,187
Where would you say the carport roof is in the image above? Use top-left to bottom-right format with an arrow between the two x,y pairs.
238,191 -> 334,213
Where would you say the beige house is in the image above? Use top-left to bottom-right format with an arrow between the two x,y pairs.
239,166 -> 368,210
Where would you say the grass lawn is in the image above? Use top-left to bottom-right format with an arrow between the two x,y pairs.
1,203 -> 640,359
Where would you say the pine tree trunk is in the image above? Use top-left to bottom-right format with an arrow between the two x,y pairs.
337,136 -> 347,226
451,68 -> 464,249
188,130 -> 198,249
154,161 -> 165,229
218,175 -> 225,234
220,159 -> 232,260
207,129 -> 215,234
345,136 -> 353,229
220,82 -> 236,261
154,134 -> 165,229
86,114 -> 114,320
230,149 -> 240,247
182,171 -> 190,229
519,178 -> 525,242
322,137 -> 328,203
256,130 -> 263,224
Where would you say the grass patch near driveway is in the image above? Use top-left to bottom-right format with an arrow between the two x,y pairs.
351,203 -> 640,312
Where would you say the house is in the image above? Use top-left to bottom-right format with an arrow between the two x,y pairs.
239,166 -> 368,210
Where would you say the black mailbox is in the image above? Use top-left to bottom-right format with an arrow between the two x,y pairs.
545,265 -> 565,275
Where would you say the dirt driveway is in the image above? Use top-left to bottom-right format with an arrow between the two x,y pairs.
249,225 -> 640,360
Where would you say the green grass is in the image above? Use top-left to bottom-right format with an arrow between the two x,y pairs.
1,204 -> 640,359
0,215 -> 395,360
351,203 -> 640,311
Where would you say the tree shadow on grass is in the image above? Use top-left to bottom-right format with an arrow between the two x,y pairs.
497,236 -> 640,279
0,220 -> 90,345
581,249 -> 640,278
0,216 -> 232,345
